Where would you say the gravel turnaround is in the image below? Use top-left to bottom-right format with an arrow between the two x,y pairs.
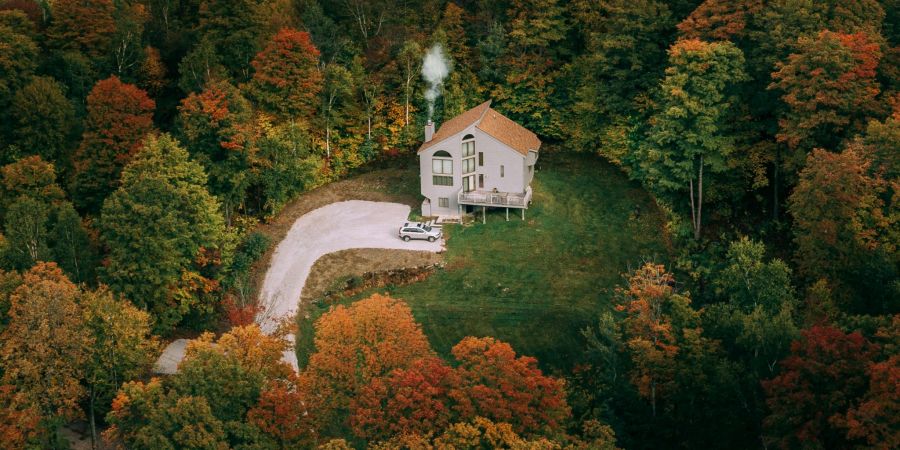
155,200 -> 443,373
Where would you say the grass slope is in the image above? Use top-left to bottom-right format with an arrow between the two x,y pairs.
297,154 -> 670,372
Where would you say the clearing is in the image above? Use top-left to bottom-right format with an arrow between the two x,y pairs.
293,154 -> 671,371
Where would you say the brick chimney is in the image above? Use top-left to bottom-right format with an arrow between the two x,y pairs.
424,121 -> 435,142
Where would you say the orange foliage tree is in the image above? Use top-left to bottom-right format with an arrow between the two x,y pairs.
787,147 -> 893,311
248,28 -> 323,120
0,263 -> 90,436
677,0 -> 762,41
246,375 -> 319,448
46,0 -> 116,61
450,336 -> 571,436
770,31 -> 883,165
303,293 -> 434,425
0,384 -> 40,448
350,356 -> 460,440
616,263 -> 690,417
71,75 -> 155,213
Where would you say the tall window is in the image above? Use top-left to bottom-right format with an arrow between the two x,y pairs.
462,135 -> 476,192
432,150 -> 453,186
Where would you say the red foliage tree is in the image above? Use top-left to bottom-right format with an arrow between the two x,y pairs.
350,356 -> 460,440
246,375 -> 318,448
449,336 -> 570,436
677,0 -> 763,41
762,325 -> 879,449
842,355 -> 900,448
770,31 -> 882,162
71,75 -> 155,213
248,28 -> 323,120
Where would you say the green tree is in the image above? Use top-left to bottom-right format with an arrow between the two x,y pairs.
177,79 -> 256,224
568,0 -> 675,159
2,196 -> 51,269
49,202 -> 97,284
45,0 -> 116,62
177,36 -> 227,93
100,134 -> 225,332
8,77 -> 76,166
632,39 -> 748,240
80,287 -> 158,447
104,378 -> 229,450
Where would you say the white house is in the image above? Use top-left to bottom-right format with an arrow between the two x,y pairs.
418,100 -> 541,221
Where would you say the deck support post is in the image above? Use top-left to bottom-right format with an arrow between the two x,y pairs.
522,208 -> 525,220
506,208 -> 509,221
483,206 -> 486,224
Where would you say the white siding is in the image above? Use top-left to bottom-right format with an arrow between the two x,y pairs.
420,124 -> 531,216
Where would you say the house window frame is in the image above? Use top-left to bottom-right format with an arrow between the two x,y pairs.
500,165 -> 505,178
438,197 -> 449,208
462,135 -> 475,175
432,151 -> 453,186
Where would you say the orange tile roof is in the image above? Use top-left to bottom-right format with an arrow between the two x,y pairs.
417,100 -> 541,156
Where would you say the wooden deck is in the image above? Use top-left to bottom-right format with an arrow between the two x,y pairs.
458,186 -> 532,209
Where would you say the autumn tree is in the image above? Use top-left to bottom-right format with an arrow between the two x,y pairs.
350,356 -> 459,440
46,0 -> 116,62
0,384 -> 40,449
104,378 -> 229,450
177,79 -> 256,224
246,376 -> 319,448
169,326 -> 292,424
632,39 -> 748,239
8,76 -> 76,165
677,0 -> 763,42
80,287 -> 158,446
0,18 -> 37,117
615,263 -> 686,417
248,28 -> 322,121
71,75 -> 155,213
787,147 -> 895,313
842,354 -> 900,448
450,336 -> 570,436
770,31 -> 883,168
0,263 -> 90,442
492,0 -> 569,138
763,326 -> 879,449
100,134 -> 225,331
195,0 -> 285,80
303,293 -> 434,427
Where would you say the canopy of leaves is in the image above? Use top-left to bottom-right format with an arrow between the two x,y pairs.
100,133 -> 224,331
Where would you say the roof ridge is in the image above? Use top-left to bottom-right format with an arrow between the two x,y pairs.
474,99 -> 492,126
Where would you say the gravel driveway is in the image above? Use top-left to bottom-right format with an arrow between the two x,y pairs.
154,200 -> 443,374
258,200 -> 443,334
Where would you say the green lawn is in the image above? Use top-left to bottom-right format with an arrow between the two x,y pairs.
297,153 -> 670,372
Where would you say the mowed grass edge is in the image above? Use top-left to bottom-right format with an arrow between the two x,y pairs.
295,153 -> 671,372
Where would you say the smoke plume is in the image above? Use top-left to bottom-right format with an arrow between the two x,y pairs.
422,44 -> 451,120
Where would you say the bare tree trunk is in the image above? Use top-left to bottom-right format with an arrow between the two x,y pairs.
89,386 -> 97,450
697,156 -> 703,240
772,149 -> 780,222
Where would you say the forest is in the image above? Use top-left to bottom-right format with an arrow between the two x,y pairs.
0,0 -> 897,449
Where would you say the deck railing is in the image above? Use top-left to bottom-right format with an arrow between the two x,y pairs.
458,187 -> 531,208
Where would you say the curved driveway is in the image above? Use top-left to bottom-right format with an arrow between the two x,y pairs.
257,201 -> 443,368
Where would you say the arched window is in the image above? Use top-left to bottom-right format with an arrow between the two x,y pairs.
432,150 -> 453,186
462,134 -> 475,140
